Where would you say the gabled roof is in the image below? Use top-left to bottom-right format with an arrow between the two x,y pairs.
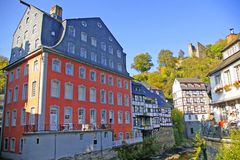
176,78 -> 203,83
208,50 -> 240,76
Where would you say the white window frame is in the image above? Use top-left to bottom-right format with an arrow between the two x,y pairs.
91,52 -> 97,62
108,91 -> 114,105
67,42 -> 75,54
80,48 -> 87,58
24,64 -> 29,76
108,76 -> 114,86
52,59 -> 61,73
101,109 -> 107,124
117,79 -> 122,88
90,109 -> 96,126
108,45 -> 113,54
13,86 -> 19,102
79,67 -> 86,79
90,87 -> 96,102
90,70 -> 96,81
101,42 -> 106,51
109,110 -> 114,124
100,73 -> 106,84
21,108 -> 26,126
118,111 -> 123,124
9,71 -> 14,82
117,93 -> 123,106
65,63 -> 74,76
117,50 -> 121,58
124,94 -> 129,106
31,81 -> 37,97
78,85 -> 86,101
100,89 -> 106,104
64,107 -> 73,125
51,79 -> 60,98
4,138 -> 9,151
5,111 -> 10,126
11,110 -> 17,126
29,107 -> 35,125
78,108 -> 86,124
124,80 -> 128,89
64,82 -> 73,100
22,83 -> 28,100
68,26 -> 75,37
16,68 -> 20,79
91,37 -> 97,47
125,111 -> 130,124
33,60 -> 38,72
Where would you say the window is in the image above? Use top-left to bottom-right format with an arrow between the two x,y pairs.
188,114 -> 191,120
5,111 -> 10,126
109,110 -> 114,124
4,138 -> 9,151
117,93 -> 122,106
68,26 -> 75,37
52,59 -> 61,72
81,21 -> 87,27
124,81 -> 128,89
109,92 -> 114,105
24,64 -> 29,76
78,85 -> 86,101
118,132 -> 123,140
16,68 -> 20,79
126,133 -> 130,139
29,107 -> 35,125
81,32 -> 87,42
108,45 -> 113,54
91,37 -> 97,47
90,109 -> 96,125
13,86 -> 18,102
10,71 -> 14,82
190,128 -> 194,134
108,76 -> 114,86
101,42 -> 106,51
235,65 -> 240,80
19,138 -> 23,153
22,83 -> 28,100
97,22 -> 102,28
33,60 -> 38,71
117,50 -> 121,58
224,70 -> 231,85
66,63 -> 74,76
101,110 -> 107,124
35,38 -> 40,48
118,111 -> 123,124
32,81 -> 36,97
80,48 -> 87,58
79,67 -> 86,79
125,112 -> 130,124
91,52 -> 97,62
17,36 -> 20,45
124,94 -> 129,106
90,88 -> 96,102
21,108 -> 26,125
117,63 -> 122,72
26,17 -> 29,24
32,24 -> 37,34
90,70 -> 96,81
215,74 -> 221,85
78,108 -> 85,124
65,82 -> 73,100
107,59 -> 113,69
67,42 -> 75,54
64,107 -> 72,125
100,90 -> 106,104
12,110 -> 17,126
100,74 -> 106,84
51,80 -> 60,98
117,79 -> 122,88
10,139 -> 16,152
101,54 -> 107,66
24,30 -> 28,39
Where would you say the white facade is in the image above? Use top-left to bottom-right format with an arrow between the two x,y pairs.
209,37 -> 240,122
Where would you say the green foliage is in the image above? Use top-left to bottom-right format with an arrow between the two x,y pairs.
131,53 -> 153,73
178,49 -> 185,58
158,49 -> 176,68
117,136 -> 161,159
191,132 -> 203,160
205,39 -> 227,60
171,108 -> 185,145
0,55 -> 8,94
216,129 -> 240,160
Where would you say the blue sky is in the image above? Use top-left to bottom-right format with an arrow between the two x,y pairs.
0,0 -> 240,76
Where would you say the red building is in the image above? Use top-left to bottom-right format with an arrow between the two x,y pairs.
2,1 -> 132,158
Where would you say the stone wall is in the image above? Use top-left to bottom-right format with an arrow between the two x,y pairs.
153,127 -> 175,149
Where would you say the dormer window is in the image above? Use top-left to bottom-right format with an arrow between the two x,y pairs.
67,42 -> 75,54
68,26 -> 75,37
109,59 -> 114,68
91,52 -> 97,62
91,37 -> 97,47
101,42 -> 106,51
117,63 -> 122,72
117,50 -> 121,58
80,48 -> 87,58
97,22 -> 102,28
109,36 -> 113,42
81,32 -> 87,42
82,21 -> 87,27
108,46 -> 113,54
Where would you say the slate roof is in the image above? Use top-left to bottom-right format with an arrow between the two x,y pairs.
176,78 -> 206,91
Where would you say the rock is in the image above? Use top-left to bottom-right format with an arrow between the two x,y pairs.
165,154 -> 180,160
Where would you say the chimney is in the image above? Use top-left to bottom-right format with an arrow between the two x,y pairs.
50,5 -> 62,21
226,28 -> 237,44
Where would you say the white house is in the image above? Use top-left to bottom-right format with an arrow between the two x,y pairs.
209,31 -> 240,122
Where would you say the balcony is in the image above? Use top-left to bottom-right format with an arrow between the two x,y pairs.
24,123 -> 112,133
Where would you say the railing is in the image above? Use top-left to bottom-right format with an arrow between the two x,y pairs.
113,137 -> 143,147
24,123 -> 112,133
201,123 -> 239,139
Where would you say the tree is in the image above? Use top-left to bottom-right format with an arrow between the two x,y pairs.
158,49 -> 176,68
131,53 -> 153,73
205,39 -> 227,60
0,55 -> 8,94
178,49 -> 185,58
171,108 -> 185,145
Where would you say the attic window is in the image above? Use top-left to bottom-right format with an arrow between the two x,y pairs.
26,17 -> 29,24
82,21 -> 87,27
109,36 -> 113,41
97,22 -> 102,28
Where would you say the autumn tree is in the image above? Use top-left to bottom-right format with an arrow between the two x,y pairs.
158,49 -> 176,68
171,108 -> 185,145
131,53 -> 153,73
0,55 -> 8,94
